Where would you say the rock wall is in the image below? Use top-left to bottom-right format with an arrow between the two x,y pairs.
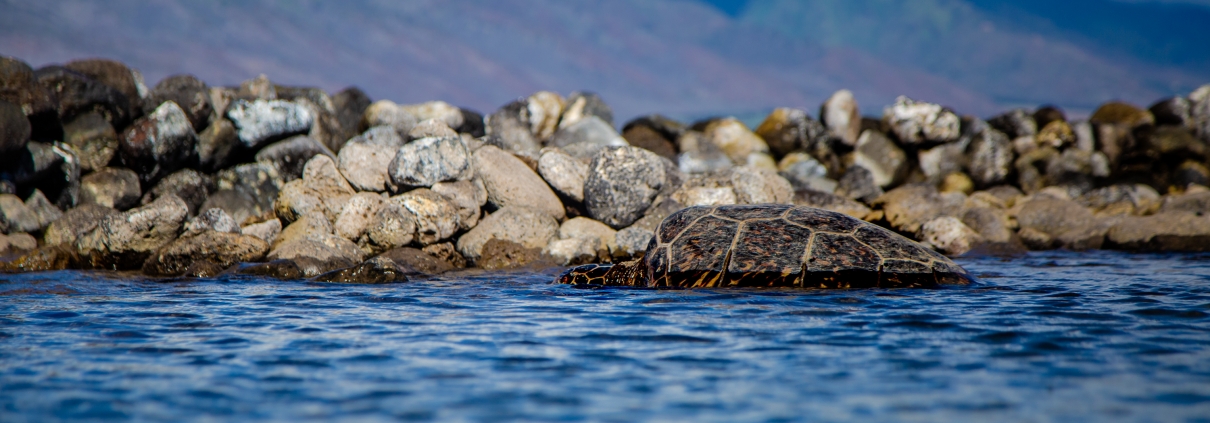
3,55 -> 1210,281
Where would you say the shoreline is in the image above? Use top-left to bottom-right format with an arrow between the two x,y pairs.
2,56 -> 1209,282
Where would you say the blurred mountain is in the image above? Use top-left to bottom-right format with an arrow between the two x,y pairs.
1,0 -> 1205,124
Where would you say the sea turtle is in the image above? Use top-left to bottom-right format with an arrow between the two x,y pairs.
557,204 -> 974,288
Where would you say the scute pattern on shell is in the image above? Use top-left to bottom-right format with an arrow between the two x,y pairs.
640,204 -> 973,289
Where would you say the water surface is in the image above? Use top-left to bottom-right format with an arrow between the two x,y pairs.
2,251 -> 1209,422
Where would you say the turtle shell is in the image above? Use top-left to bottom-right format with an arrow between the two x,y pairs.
642,204 -> 973,288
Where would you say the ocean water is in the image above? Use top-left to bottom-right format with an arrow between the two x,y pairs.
1,251 -> 1209,422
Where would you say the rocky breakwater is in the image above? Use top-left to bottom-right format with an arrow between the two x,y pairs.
3,56 -> 1210,283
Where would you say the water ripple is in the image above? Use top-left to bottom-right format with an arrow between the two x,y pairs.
1,251 -> 1209,422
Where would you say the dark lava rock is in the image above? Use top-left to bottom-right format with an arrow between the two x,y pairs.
835,165 -> 882,204
64,59 -> 144,121
34,65 -> 133,129
754,107 -> 828,157
42,203 -> 118,246
5,141 -> 81,209
377,247 -> 457,275
0,56 -> 59,139
142,230 -> 268,276
987,108 -> 1037,139
1032,105 -> 1067,129
458,108 -> 485,137
196,118 -> 239,172
255,135 -> 336,181
140,169 -> 211,216
1150,97 -> 1191,127
80,167 -> 141,210
622,119 -> 679,160
62,111 -> 118,171
119,101 -> 198,184
332,86 -> 372,144
75,194 -> 189,270
183,260 -> 226,278
584,146 -> 669,229
236,259 -> 304,280
144,75 -> 212,131
312,256 -> 410,284
0,100 -> 30,155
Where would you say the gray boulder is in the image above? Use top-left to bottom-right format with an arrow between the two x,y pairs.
882,96 -> 961,145
119,101 -> 198,183
226,99 -> 313,149
140,169 -> 211,215
846,130 -> 906,188
584,146 -> 668,228
42,203 -> 117,246
361,201 -> 417,254
820,89 -> 861,146
548,116 -> 628,161
337,139 -> 396,193
362,100 -> 419,136
472,145 -> 565,220
142,230 -> 268,276
392,188 -> 460,246
389,135 -> 471,188
23,190 -> 62,232
240,218 -> 282,245
75,194 -> 189,269
1015,197 -> 1111,250
333,192 -> 386,246
7,141 -> 81,209
1106,212 -> 1210,251
614,226 -> 654,260
485,100 -> 540,155
919,216 -> 985,256
676,131 -> 735,175
835,165 -> 882,204
406,118 -> 458,141
966,126 -> 1014,187
456,206 -> 558,263
537,147 -> 589,203
431,179 -> 486,230
79,167 -> 141,210
184,208 -> 241,235
274,155 -> 356,224
0,194 -> 39,234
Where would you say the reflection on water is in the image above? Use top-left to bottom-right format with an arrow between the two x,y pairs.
1,251 -> 1209,422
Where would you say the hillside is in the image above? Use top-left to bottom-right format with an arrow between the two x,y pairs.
1,0 -> 1205,123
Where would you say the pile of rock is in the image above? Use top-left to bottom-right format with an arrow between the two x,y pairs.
3,55 -> 1209,282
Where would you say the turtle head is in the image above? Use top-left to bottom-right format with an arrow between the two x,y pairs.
555,260 -> 647,287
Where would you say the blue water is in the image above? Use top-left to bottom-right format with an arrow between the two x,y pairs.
1,251 -> 1209,422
